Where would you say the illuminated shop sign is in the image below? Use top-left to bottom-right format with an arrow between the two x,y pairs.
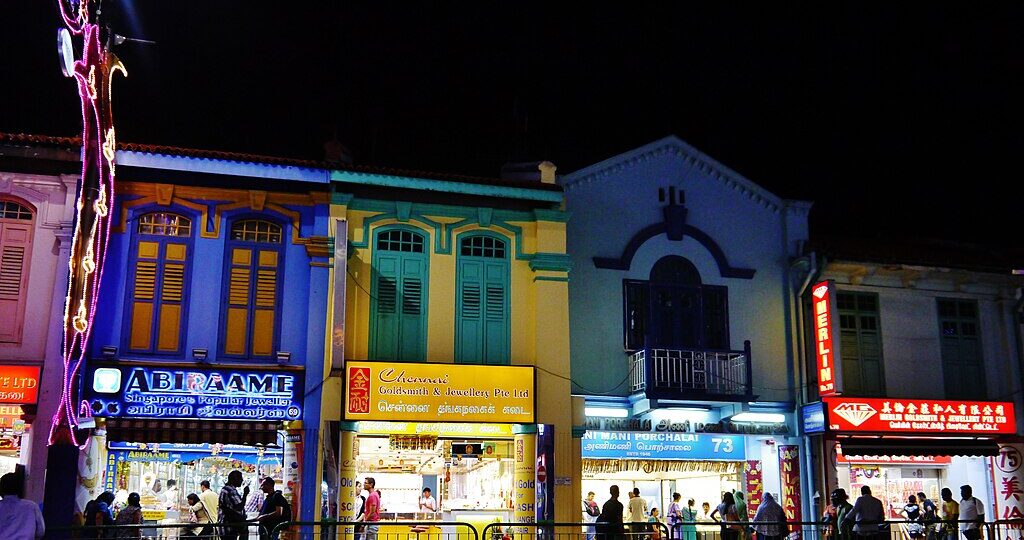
811,280 -> 842,396
84,365 -> 303,421
344,361 -> 535,423
824,397 -> 1015,434
357,421 -> 515,438
802,402 -> 825,434
581,431 -> 745,460
0,365 -> 41,405
583,415 -> 789,435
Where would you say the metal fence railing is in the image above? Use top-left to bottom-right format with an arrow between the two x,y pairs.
482,521 -> 671,540
45,520 -> 267,539
664,519 -> 1024,540
271,520 -> 480,540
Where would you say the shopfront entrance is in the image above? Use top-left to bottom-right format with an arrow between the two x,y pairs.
82,363 -> 305,527
813,396 -> 1019,523
341,361 -> 540,534
0,365 -> 40,476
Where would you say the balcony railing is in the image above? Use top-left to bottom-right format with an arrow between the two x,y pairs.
628,340 -> 752,400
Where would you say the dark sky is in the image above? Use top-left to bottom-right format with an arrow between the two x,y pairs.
4,2 -> 1023,247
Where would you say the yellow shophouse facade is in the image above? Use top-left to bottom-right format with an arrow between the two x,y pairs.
317,162 -> 581,532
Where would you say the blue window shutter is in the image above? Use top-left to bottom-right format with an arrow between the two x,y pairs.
398,256 -> 426,361
370,253 -> 400,361
456,258 -> 483,363
482,260 -> 509,365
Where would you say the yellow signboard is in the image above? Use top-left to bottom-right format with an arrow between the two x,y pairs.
358,421 -> 515,438
344,361 -> 535,423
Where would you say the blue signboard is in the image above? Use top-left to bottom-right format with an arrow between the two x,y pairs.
801,402 -> 825,434
83,364 -> 303,421
581,431 -> 745,460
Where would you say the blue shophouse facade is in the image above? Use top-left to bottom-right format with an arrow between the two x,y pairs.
562,136 -> 814,521
83,147 -> 330,520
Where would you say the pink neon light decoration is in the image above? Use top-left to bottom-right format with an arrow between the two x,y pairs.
51,0 -> 126,447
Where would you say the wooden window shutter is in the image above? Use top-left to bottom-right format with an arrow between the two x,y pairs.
250,249 -> 279,357
224,247 -> 253,356
0,223 -> 33,344
370,230 -> 429,362
456,236 -> 509,365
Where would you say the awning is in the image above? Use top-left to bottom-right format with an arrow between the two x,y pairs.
105,419 -> 281,446
837,437 -> 1001,457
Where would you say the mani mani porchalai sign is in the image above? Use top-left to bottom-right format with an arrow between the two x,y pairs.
344,361 -> 535,423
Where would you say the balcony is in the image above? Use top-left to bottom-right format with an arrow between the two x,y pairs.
628,340 -> 752,401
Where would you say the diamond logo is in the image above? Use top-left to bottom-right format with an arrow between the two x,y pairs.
813,284 -> 829,299
833,402 -> 877,426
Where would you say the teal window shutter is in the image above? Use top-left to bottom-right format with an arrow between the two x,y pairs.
836,292 -> 886,396
370,228 -> 428,362
456,234 -> 509,365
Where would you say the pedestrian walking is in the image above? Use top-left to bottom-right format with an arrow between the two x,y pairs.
823,488 -> 853,540
710,492 -> 742,540
902,495 -> 924,539
255,478 -> 290,540
841,486 -> 885,540
363,477 -> 381,540
734,492 -> 748,540
83,491 -> 116,539
628,488 -> 649,536
939,488 -> 959,540
918,492 -> 939,540
113,492 -> 143,539
183,493 -> 214,538
597,485 -> 625,540
0,473 -> 45,540
679,499 -> 698,540
751,493 -> 787,540
584,491 -> 601,540
200,481 -> 220,526
958,485 -> 984,540
219,470 -> 251,540
667,493 -> 683,540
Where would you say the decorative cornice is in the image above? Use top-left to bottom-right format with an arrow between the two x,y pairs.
304,236 -> 332,258
560,136 -> 812,215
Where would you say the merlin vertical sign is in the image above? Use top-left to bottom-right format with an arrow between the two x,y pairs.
811,280 -> 842,396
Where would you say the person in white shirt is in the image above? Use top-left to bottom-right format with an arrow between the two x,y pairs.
958,485 -> 985,540
628,487 -> 649,533
419,487 -> 437,513
0,473 -> 44,540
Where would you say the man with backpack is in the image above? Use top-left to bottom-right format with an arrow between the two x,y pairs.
583,491 -> 600,540
255,477 -> 291,540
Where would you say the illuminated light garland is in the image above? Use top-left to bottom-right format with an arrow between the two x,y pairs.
50,0 -> 126,448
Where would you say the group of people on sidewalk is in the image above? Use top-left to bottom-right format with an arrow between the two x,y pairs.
77,469 -> 291,540
822,484 -> 985,540
584,485 -> 788,540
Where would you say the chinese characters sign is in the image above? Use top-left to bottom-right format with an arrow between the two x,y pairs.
779,445 -> 802,539
990,444 -> 1024,522
0,365 -> 41,405
745,460 -> 763,519
84,365 -> 303,421
811,280 -> 842,396
344,361 -> 535,422
824,397 -> 1015,434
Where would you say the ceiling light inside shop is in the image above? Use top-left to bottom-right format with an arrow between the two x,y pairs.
585,407 -> 629,418
731,412 -> 785,423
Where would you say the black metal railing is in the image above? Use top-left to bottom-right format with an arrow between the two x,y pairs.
272,519 -> 480,540
629,341 -> 752,399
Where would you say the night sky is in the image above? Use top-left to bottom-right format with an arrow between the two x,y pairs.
4,2 -> 1023,249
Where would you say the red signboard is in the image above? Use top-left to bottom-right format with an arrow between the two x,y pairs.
744,460 -> 762,519
347,367 -> 371,414
779,445 -> 802,539
824,397 -> 1016,434
812,281 -> 842,396
0,365 -> 40,405
990,444 -> 1024,521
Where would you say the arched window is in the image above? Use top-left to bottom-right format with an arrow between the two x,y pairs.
456,234 -> 510,365
221,219 -> 285,360
370,228 -> 428,362
623,255 -> 729,351
0,200 -> 35,344
125,212 -> 193,355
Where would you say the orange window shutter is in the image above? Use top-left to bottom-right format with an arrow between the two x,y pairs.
224,247 -> 253,356
156,250 -> 186,352
0,223 -> 33,344
251,249 -> 279,357
128,241 -> 159,351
